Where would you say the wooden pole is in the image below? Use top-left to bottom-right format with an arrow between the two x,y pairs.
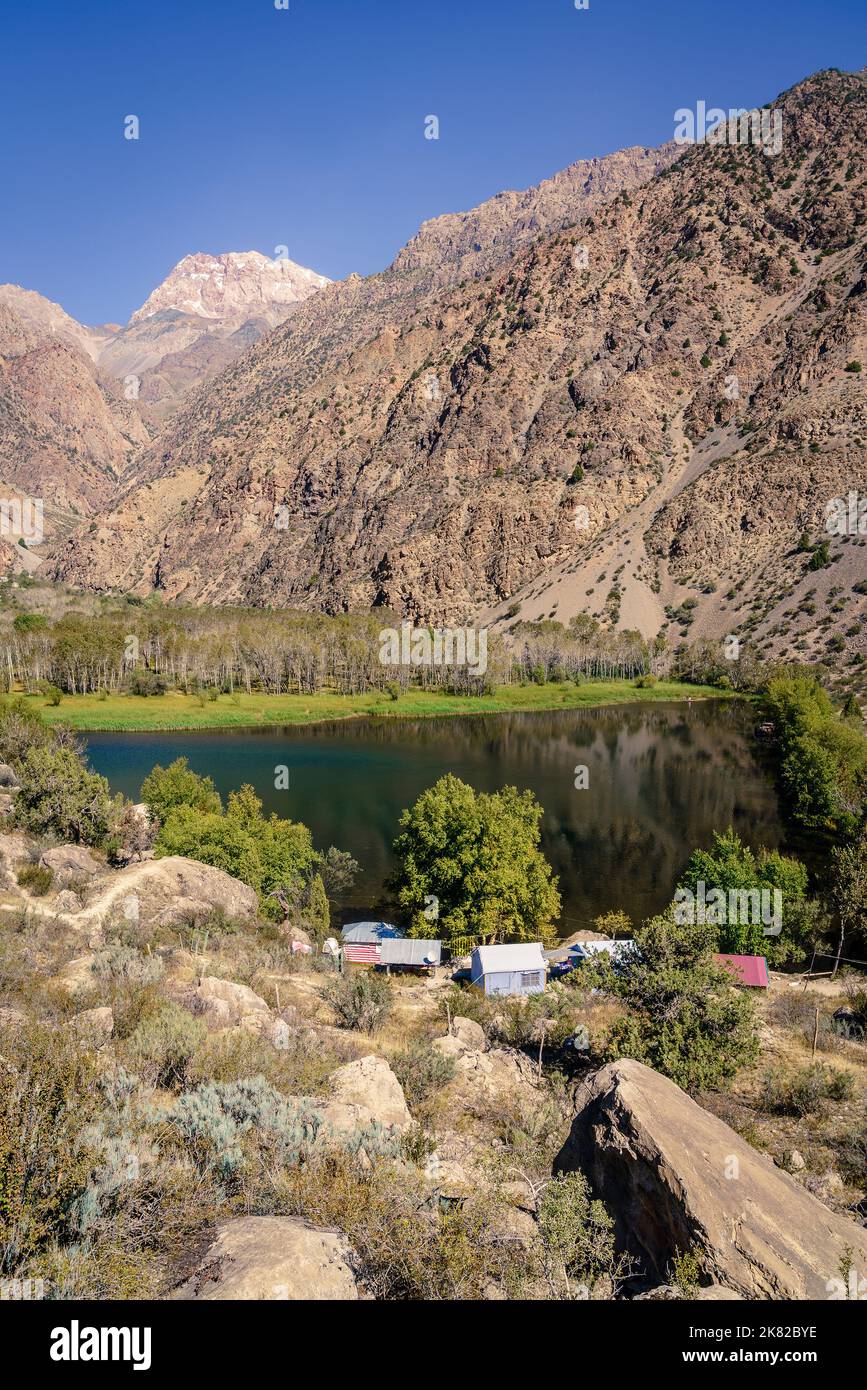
812,1007 -> 820,1059
803,944 -> 817,991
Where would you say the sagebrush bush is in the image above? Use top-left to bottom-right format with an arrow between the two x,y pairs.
0,1025 -> 101,1274
122,1002 -> 206,1089
92,944 -> 165,989
391,1041 -> 456,1111
16,863 -> 54,896
326,969 -> 393,1033
761,1063 -> 856,1117
170,1076 -> 326,1179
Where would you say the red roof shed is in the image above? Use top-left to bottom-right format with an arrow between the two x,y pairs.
715,953 -> 770,988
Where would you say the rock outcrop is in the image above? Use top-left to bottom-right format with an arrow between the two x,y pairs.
78,856 -> 259,928
556,1059 -> 867,1299
322,1055 -> 413,1135
434,1014 -> 487,1058
40,844 -> 101,883
172,1216 -> 359,1300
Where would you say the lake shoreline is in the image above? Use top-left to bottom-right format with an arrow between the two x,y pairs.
38,680 -> 740,732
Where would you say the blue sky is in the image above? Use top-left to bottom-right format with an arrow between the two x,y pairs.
2,0 -> 865,325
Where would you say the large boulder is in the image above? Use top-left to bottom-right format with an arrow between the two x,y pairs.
79,856 -> 259,928
0,762 -> 19,788
556,1059 -> 867,1300
322,1055 -> 413,1135
172,1217 -> 359,1300
433,1015 -> 487,1059
40,844 -> 101,883
193,975 -> 269,1023
0,831 -> 30,886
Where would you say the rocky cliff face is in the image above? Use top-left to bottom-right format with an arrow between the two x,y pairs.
0,302 -> 148,542
36,71 -> 867,670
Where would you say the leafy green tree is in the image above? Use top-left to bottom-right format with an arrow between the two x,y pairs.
140,757 -> 222,823
0,697 -> 53,768
390,774 -> 561,943
588,913 -> 759,1090
677,828 -> 811,960
829,829 -> 867,968
765,674 -> 867,835
319,846 -> 360,904
13,744 -> 114,845
154,783 -> 318,921
154,803 -> 263,888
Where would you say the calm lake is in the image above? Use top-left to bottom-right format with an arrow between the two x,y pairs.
83,700 -> 786,937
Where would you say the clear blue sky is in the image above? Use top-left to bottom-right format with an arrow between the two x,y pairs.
2,0 -> 865,325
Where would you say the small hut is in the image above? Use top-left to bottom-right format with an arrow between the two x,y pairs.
470,943 -> 547,997
341,921 -> 403,965
379,938 -> 442,973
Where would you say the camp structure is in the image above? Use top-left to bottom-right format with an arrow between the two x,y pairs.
379,937 -> 442,973
341,921 -> 404,965
470,942 -> 548,997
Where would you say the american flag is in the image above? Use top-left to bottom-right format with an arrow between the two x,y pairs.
342,943 -> 381,964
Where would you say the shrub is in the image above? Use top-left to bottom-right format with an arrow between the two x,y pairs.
16,863 -> 54,896
125,670 -> 167,697
13,745 -> 114,846
538,1172 -> 632,1297
92,945 -> 165,989
123,1003 -> 206,1089
140,757 -> 221,822
187,1027 -> 344,1097
279,1155 -> 526,1300
391,1041 -> 456,1111
761,1063 -> 855,1116
169,1076 -> 326,1180
0,1026 -> 101,1274
592,913 -> 759,1090
634,674 -> 657,688
326,970 -> 393,1033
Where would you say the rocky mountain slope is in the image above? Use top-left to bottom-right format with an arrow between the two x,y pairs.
0,301 -> 148,545
48,71 -> 867,670
42,144 -> 685,600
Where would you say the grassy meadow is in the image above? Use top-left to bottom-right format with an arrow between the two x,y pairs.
32,680 -> 735,732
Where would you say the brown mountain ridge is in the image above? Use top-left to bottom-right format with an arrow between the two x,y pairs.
42,69 -> 867,670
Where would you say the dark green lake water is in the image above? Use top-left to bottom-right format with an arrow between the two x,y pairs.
83,701 -> 786,937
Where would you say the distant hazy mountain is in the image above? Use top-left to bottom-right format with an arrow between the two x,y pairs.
0,249 -> 331,430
